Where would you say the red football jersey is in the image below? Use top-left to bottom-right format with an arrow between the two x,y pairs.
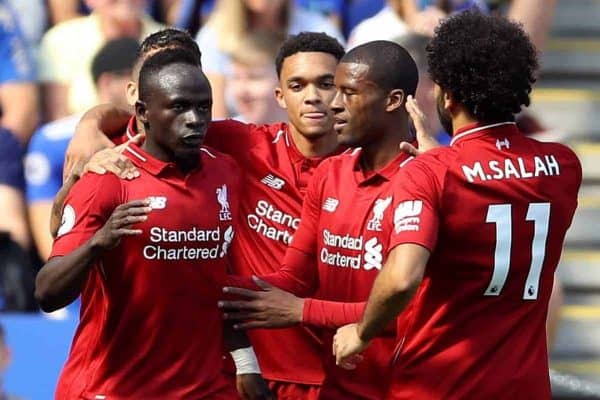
51,143 -> 241,399
279,149 -> 414,399
204,119 -> 329,384
387,122 -> 581,399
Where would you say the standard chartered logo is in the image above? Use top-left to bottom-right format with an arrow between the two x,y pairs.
142,226 -> 234,261
320,230 -> 383,271
363,237 -> 383,270
247,200 -> 300,245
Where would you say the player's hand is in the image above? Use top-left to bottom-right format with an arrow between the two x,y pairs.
220,276 -> 304,329
401,95 -> 440,157
90,199 -> 151,251
333,323 -> 369,370
236,373 -> 274,400
83,134 -> 143,180
64,118 -> 115,183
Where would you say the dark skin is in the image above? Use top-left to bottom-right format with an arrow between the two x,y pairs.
36,61 -> 272,400
219,60 -> 414,329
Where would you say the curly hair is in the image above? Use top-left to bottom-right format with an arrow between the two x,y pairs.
275,32 -> 345,77
426,10 -> 538,123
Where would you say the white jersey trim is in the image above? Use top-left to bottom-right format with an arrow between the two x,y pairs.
124,146 -> 147,162
450,122 -> 516,146
201,147 -> 217,158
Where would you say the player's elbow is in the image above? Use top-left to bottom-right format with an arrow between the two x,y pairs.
34,265 -> 67,313
34,275 -> 59,313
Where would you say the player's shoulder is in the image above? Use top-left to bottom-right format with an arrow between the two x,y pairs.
532,137 -> 581,163
406,146 -> 457,175
201,145 -> 240,170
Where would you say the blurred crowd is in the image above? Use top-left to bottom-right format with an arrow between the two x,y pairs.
0,0 -> 556,315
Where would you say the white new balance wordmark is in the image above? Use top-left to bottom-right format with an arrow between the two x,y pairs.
261,174 -> 286,190
322,197 -> 339,212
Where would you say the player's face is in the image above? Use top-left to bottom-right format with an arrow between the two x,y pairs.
434,84 -> 453,135
136,63 -> 212,163
330,62 -> 387,147
275,52 -> 338,139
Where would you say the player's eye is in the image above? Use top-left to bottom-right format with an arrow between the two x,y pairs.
289,83 -> 303,92
320,81 -> 335,89
172,102 -> 187,112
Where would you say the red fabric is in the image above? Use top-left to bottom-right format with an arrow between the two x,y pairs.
205,119 -> 330,384
302,299 -> 366,329
278,149 -> 413,400
386,123 -> 581,399
267,381 -> 320,400
51,143 -> 240,399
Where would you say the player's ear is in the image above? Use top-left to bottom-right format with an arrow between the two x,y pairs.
386,89 -> 405,112
135,100 -> 148,127
274,86 -> 287,110
126,81 -> 138,107
444,90 -> 454,110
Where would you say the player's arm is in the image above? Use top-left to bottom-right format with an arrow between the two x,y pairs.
64,104 -> 132,181
333,160 -> 440,368
36,199 -> 151,312
50,135 -> 143,237
333,244 -> 429,368
223,323 -> 273,400
219,164 -> 328,329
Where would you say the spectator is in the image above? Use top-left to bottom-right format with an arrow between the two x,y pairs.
4,0 -> 47,52
227,32 -> 288,124
196,0 -> 344,118
38,0 -> 164,122
26,38 -> 138,261
295,0 -> 345,30
0,1 -> 39,143
347,0 -> 410,49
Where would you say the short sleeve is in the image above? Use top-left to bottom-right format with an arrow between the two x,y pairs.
288,160 -> 329,255
50,173 -> 122,258
0,4 -> 35,83
24,132 -> 65,202
389,159 -> 441,253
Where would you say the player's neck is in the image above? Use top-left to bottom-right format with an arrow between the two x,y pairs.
450,111 -> 478,136
288,125 -> 338,158
361,127 -> 409,172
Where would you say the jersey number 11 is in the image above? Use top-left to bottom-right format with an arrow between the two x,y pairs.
484,203 -> 551,300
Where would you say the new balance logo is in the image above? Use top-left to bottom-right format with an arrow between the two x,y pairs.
148,196 -> 167,209
366,196 -> 392,231
261,174 -> 286,190
322,197 -> 339,212
496,138 -> 510,150
394,200 -> 423,233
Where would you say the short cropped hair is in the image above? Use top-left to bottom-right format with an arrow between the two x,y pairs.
275,31 -> 345,77
137,48 -> 202,101
138,28 -> 202,64
426,10 -> 538,122
342,40 -> 418,96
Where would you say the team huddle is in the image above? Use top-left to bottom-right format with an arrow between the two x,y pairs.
34,10 -> 581,400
